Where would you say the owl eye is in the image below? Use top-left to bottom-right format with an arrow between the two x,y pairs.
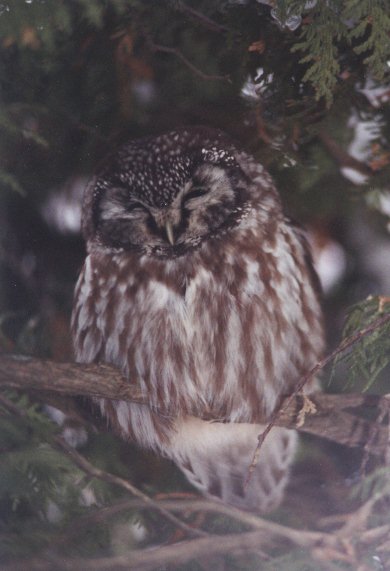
183,186 -> 208,203
127,201 -> 149,214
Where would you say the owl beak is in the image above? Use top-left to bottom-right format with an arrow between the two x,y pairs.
165,221 -> 175,245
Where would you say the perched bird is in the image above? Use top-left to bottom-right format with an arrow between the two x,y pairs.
72,127 -> 324,512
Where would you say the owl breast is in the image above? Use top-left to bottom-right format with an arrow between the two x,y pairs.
72,205 -> 323,449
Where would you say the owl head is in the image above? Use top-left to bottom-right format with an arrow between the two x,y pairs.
82,127 -> 263,256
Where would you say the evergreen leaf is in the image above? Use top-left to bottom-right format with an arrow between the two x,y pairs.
332,296 -> 390,391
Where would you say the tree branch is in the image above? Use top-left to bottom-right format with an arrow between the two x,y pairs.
53,435 -> 207,539
319,131 -> 373,177
175,1 -> 229,33
245,311 -> 390,478
145,33 -> 231,83
0,354 -> 146,403
0,496 -> 367,570
0,353 -> 388,455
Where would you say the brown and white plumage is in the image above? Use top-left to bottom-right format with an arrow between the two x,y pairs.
72,127 -> 324,512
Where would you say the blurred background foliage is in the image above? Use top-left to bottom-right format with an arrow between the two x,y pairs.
1,1 -> 390,569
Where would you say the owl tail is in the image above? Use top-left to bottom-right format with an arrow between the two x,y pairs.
167,417 -> 297,513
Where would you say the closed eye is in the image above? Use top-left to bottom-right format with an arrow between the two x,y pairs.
126,201 -> 149,214
183,187 -> 208,202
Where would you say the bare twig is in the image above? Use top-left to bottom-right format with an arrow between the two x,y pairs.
1,408 -> 388,571
2,448 -> 388,570
319,131 -> 373,178
53,435 -> 207,539
145,34 -> 230,83
2,511 -> 355,571
245,312 -> 390,485
175,1 -> 229,33
44,496 -> 276,550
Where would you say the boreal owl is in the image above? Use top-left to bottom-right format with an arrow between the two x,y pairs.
72,127 -> 324,513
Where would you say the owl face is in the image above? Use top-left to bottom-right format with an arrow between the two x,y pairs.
88,128 -> 251,256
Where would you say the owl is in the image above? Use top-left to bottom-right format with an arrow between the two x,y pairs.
71,127 -> 324,513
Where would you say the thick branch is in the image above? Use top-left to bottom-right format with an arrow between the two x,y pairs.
0,354 -> 388,455
0,353 -> 146,403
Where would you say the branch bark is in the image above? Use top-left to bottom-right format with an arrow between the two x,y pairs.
0,353 -> 388,455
